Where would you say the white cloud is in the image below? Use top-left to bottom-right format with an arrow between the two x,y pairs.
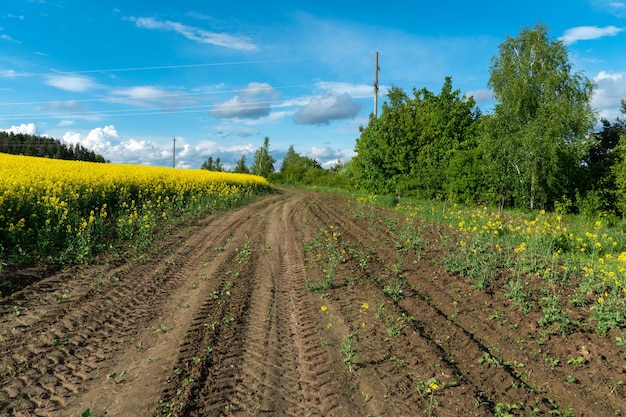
466,88 -> 494,105
592,71 -> 626,122
0,33 -> 18,43
293,93 -> 362,125
2,123 -> 38,135
605,1 -> 626,17
44,100 -> 84,111
112,86 -> 166,99
62,125 -> 159,164
0,70 -> 17,77
63,125 -> 119,153
130,16 -> 258,51
560,25 -> 624,44
57,125 -> 253,168
315,81 -> 373,98
210,82 -> 281,120
306,146 -> 355,167
109,85 -> 177,107
45,74 -> 100,92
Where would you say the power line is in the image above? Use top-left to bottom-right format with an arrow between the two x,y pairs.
0,99 -> 301,120
0,58 -> 315,78
0,84 -> 308,107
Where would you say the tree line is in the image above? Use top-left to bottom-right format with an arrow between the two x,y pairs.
228,23 -> 624,217
201,137 -> 352,189
351,23 -> 626,216
0,131 -> 106,163
208,24 -> 626,217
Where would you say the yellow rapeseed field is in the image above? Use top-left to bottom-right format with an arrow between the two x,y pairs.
0,153 -> 272,265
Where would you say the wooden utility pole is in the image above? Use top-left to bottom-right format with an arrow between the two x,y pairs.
172,137 -> 176,168
374,51 -> 379,118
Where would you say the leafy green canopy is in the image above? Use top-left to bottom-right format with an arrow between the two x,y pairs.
352,77 -> 481,198
251,137 -> 276,178
485,23 -> 596,210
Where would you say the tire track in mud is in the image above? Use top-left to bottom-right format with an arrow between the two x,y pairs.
0,195 -> 280,417
306,196 -> 535,415
4,188 -> 618,417
159,190 -> 356,416
306,194 -> 619,416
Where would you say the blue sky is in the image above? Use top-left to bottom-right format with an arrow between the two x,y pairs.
1,1 -> 625,169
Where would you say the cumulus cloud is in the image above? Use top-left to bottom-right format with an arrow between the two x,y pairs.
560,25 -> 623,44
466,88 -> 494,106
62,125 -> 165,164
293,93 -> 362,125
58,125 -> 257,168
130,16 -> 258,51
2,123 -> 38,135
210,82 -> 281,120
45,74 -> 100,92
306,146 -> 355,167
592,70 -> 626,122
63,125 -> 119,153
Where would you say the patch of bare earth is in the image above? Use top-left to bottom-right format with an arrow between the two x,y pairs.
1,188 -> 625,416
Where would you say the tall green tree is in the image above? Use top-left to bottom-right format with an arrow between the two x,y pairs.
233,154 -> 250,174
485,23 -> 596,210
251,137 -> 275,178
609,101 -> 626,215
279,145 -> 321,183
352,77 -> 480,197
200,156 -> 223,171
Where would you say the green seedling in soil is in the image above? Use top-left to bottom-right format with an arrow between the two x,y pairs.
91,277 -> 103,294
383,279 -> 404,300
204,320 -> 218,331
236,235 -> 254,264
545,357 -> 560,368
341,330 -> 358,372
81,408 -> 94,417
147,324 -> 169,333
226,269 -> 240,278
12,306 -> 20,316
390,356 -> 405,368
567,356 -> 585,366
478,352 -> 502,367
55,293 -> 70,302
415,377 -> 459,417
494,402 -> 518,417
107,370 -> 126,384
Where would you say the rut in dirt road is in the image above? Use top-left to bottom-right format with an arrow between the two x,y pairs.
158,189 -> 354,416
2,188 -> 622,417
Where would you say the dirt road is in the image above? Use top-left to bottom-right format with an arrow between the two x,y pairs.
0,188 -> 624,416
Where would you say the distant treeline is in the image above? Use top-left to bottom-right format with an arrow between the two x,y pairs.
0,131 -> 107,163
